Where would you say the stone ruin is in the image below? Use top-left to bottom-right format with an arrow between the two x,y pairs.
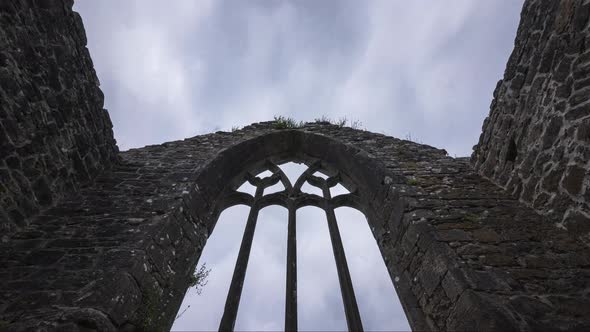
1,0 -> 590,331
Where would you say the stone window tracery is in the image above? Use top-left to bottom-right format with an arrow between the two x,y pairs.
175,159 -> 400,331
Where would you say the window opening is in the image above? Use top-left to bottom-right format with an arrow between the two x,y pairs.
256,170 -> 273,178
330,183 -> 350,197
264,181 -> 285,196
171,205 -> 249,331
313,171 -> 330,180
336,207 -> 411,331
235,206 -> 288,331
300,181 -> 323,196
237,181 -> 257,196
297,206 -> 347,331
279,161 -> 308,185
174,159 -> 407,331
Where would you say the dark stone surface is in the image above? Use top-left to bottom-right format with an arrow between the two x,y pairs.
473,0 -> 590,237
0,0 -> 119,237
0,123 -> 589,331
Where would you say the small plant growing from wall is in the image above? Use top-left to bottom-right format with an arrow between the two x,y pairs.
174,263 -> 211,322
404,132 -> 424,144
314,115 -> 332,123
189,263 -> 211,295
314,115 -> 364,130
273,115 -> 303,129
335,117 -> 348,127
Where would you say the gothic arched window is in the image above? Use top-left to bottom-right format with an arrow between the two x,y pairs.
172,159 -> 409,331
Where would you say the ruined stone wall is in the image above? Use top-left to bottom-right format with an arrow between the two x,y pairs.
472,0 -> 590,234
1,123 -> 589,331
0,0 -> 119,235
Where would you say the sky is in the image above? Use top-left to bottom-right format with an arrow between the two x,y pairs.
72,1 -> 525,330
73,0 -> 524,157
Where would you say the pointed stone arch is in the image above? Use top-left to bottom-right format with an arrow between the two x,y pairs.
2,124 -> 589,332
173,129 -> 427,331
120,128 -> 512,331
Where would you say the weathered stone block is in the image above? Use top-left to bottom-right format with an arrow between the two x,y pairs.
0,0 -> 119,233
472,0 -> 590,229
447,290 -> 519,331
562,164 -> 586,195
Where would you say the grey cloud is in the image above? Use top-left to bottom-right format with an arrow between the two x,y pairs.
189,0 -> 371,127
75,0 -> 523,155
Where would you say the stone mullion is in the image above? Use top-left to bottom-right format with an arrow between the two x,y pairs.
293,161 -> 321,192
266,161 -> 293,191
219,185 -> 264,331
284,202 -> 297,332
322,185 -> 364,332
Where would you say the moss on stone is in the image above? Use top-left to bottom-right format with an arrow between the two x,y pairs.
137,287 -> 165,332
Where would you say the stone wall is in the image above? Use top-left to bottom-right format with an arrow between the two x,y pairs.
472,0 -> 590,235
1,123 -> 589,331
0,0 -> 119,236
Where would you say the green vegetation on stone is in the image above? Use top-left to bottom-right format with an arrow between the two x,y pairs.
138,286 -> 165,332
273,116 -> 303,129
314,115 -> 332,123
314,115 -> 364,129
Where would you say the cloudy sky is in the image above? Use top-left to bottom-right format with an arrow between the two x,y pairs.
73,1 -> 524,330
74,0 -> 523,157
